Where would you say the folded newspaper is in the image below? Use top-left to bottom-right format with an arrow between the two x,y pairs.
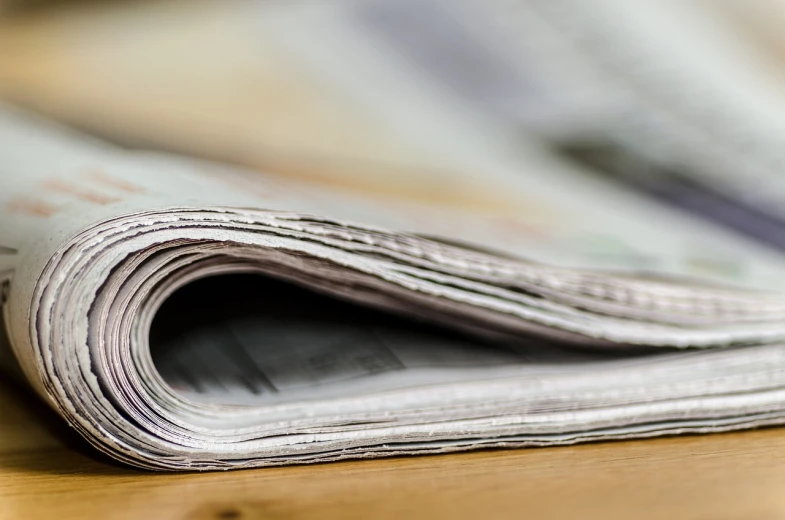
7,105 -> 785,471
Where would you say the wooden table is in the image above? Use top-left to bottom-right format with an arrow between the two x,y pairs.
2,378 -> 785,520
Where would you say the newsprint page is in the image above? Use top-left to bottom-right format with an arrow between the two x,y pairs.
5,100 -> 785,470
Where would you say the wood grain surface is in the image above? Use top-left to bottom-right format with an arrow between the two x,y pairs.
2,378 -> 785,520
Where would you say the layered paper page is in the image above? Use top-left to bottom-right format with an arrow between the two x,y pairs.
4,106 -> 785,470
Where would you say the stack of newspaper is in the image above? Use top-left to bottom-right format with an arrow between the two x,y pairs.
5,0 -> 785,472
5,105 -> 785,471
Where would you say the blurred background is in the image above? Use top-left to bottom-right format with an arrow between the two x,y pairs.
4,0 -> 785,274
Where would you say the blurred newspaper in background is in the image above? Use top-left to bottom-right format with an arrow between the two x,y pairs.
3,0 -> 785,234
6,0 -> 785,471
6,0 -> 785,277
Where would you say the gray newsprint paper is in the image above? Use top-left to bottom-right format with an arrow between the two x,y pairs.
277,0 -> 785,250
6,105 -> 785,471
